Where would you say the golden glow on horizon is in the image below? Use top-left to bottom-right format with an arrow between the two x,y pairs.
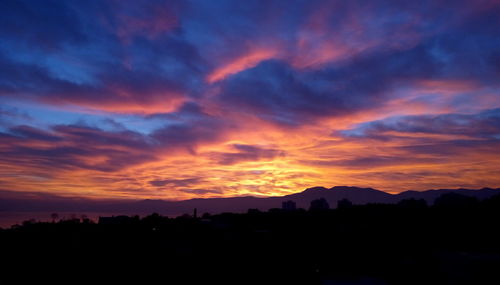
2,103 -> 500,201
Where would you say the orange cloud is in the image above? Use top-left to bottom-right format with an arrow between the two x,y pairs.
2,114 -> 500,201
207,48 -> 277,83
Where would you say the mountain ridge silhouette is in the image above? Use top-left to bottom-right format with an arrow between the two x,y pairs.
1,186 -> 499,215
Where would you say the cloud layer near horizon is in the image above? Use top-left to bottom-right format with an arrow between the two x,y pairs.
1,0 -> 500,200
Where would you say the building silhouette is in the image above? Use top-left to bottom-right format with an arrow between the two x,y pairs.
309,198 -> 330,211
282,200 -> 297,211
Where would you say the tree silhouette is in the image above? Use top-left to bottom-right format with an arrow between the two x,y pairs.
50,213 -> 59,223
282,200 -> 297,211
434,193 -> 478,208
398,198 -> 427,209
337,198 -> 353,209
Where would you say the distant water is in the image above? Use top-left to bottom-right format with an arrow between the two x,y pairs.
0,211 -> 166,229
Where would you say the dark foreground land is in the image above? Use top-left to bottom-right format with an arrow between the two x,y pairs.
2,193 -> 500,285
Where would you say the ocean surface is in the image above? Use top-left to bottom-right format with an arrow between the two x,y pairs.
0,211 -> 165,228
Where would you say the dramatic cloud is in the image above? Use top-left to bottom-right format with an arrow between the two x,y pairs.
211,144 -> 285,165
0,0 -> 499,200
149,178 -> 202,188
342,109 -> 500,140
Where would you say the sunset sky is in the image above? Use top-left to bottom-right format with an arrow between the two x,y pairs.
1,0 -> 499,200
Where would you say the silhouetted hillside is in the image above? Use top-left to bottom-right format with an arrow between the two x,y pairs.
283,186 -> 394,208
395,187 -> 500,204
1,187 -> 499,218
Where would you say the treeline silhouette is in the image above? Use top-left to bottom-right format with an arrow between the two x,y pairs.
2,192 -> 500,285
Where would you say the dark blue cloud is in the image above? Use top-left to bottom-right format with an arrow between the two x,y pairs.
0,0 -> 88,50
216,11 -> 500,125
149,178 -> 202,187
0,0 -> 498,123
208,0 -> 500,125
342,108 -> 500,140
0,0 -> 205,113
211,144 -> 285,165
0,103 -> 232,172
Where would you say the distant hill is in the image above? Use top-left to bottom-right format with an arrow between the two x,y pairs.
395,187 -> 500,204
282,186 -> 394,208
1,186 -> 499,215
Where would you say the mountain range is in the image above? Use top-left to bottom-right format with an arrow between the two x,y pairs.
1,186 -> 499,215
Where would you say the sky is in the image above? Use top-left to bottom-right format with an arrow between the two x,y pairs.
0,0 -> 499,201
